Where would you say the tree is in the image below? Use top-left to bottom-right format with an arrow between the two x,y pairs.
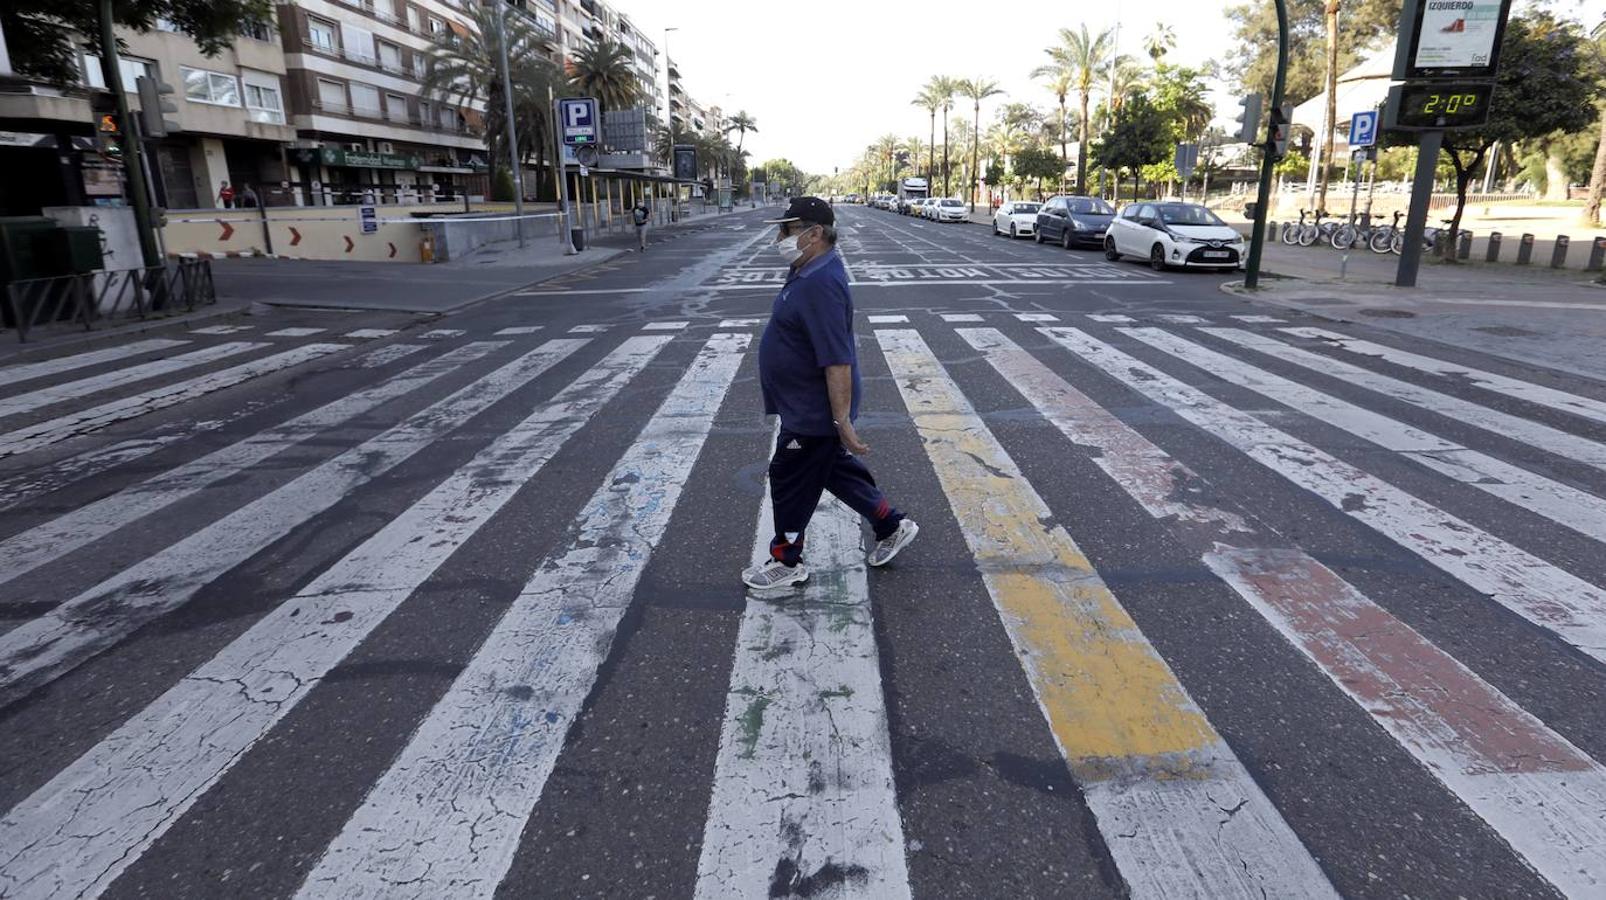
566,38 -> 639,115
1145,23 -> 1177,63
912,81 -> 944,192
1585,20 -> 1606,226
1435,13 -> 1605,249
1091,93 -> 1172,202
3,0 -> 271,84
1030,51 -> 1077,191
933,76 -> 960,196
906,136 -> 929,178
959,77 -> 1004,211
723,110 -> 758,155
1225,0 -> 1396,105
1315,0 -> 1342,213
1036,26 -> 1114,193
1012,146 -> 1065,195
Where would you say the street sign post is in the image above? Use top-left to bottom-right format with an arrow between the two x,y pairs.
553,96 -> 598,254
359,206 -> 377,235
1349,110 -> 1379,148
558,97 -> 599,146
1174,143 -> 1199,202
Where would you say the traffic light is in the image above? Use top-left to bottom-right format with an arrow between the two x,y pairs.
136,75 -> 181,138
1268,104 -> 1293,161
95,111 -> 124,163
1235,92 -> 1263,144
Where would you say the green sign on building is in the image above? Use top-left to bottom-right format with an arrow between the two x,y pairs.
319,147 -> 422,170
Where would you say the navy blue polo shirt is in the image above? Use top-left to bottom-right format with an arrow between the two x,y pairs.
758,248 -> 859,436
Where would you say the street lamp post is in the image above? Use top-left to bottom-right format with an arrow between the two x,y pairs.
485,0 -> 524,248
1243,0 -> 1289,290
664,27 -> 678,222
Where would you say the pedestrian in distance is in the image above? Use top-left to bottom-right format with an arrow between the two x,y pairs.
742,196 -> 919,590
239,185 -> 259,208
216,180 -> 234,209
632,199 -> 650,251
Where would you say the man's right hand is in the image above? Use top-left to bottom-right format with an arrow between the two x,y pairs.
837,421 -> 870,455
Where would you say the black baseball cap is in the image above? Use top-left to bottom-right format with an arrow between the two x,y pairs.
764,196 -> 834,227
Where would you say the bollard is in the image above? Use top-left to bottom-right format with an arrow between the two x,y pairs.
1550,235 -> 1570,269
1457,230 -> 1472,260
1485,231 -> 1501,262
1267,220 -> 1278,242
1515,233 -> 1534,265
1587,236 -> 1606,272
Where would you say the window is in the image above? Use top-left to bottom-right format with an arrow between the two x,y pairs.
418,100 -> 431,125
406,6 -> 421,33
377,41 -> 402,72
80,54 -> 153,91
307,17 -> 337,51
317,78 -> 347,112
154,17 -> 180,32
438,105 -> 456,129
1120,205 -> 1141,221
428,16 -> 445,35
243,74 -> 284,124
341,23 -> 375,64
180,66 -> 240,106
239,18 -> 273,41
385,93 -> 407,122
349,83 -> 381,117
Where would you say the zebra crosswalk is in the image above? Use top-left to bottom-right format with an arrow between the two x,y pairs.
0,313 -> 1603,898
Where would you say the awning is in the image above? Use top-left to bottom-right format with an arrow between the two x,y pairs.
460,107 -> 485,131
447,19 -> 470,39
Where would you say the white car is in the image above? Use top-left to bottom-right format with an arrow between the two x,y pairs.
1105,202 -> 1245,271
992,201 -> 1041,238
916,198 -> 937,219
932,198 -> 968,223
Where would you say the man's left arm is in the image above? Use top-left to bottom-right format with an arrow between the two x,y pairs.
825,364 -> 868,454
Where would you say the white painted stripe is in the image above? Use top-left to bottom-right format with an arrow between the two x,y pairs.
0,339 -> 189,389
940,313 -> 983,322
1203,328 -> 1606,470
344,328 -> 397,339
0,339 -> 588,704
877,328 -> 1337,898
0,342 -> 264,419
517,287 -> 651,295
713,280 -> 1172,291
1013,313 -> 1058,322
866,315 -> 908,324
568,324 -> 610,333
1206,547 -> 1606,897
0,342 -> 504,589
1157,314 -> 1207,324
297,334 -> 748,898
420,329 -> 464,339
1230,315 -> 1285,323
719,318 -> 762,327
494,326 -> 543,336
1045,326 -> 1606,663
0,345 -> 424,512
0,336 -> 673,900
265,327 -> 327,337
189,325 -> 252,335
1125,328 -> 1606,541
1086,314 -> 1135,323
0,344 -> 343,460
1285,327 -> 1606,427
695,495 -> 909,899
643,320 -> 690,330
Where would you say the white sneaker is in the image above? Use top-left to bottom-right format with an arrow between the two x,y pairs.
742,559 -> 809,590
868,519 -> 918,567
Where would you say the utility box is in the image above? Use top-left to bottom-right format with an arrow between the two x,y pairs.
35,226 -> 105,275
0,216 -> 60,284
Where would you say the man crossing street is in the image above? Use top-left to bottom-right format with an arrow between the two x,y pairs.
742,196 -> 918,590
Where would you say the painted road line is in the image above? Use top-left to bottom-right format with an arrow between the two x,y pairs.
0,343 -> 344,460
189,325 -> 252,335
1204,328 -> 1606,470
517,287 -> 652,295
0,339 -> 588,706
420,328 -> 465,339
0,339 -> 189,390
719,318 -> 762,327
265,327 -> 327,337
0,336 -> 674,900
494,326 -> 543,336
963,326 -> 1606,895
716,280 -> 1173,291
0,345 -> 424,512
1157,315 -> 1207,325
1126,328 -> 1606,542
1013,313 -> 1058,322
695,493 -> 909,900
296,335 -> 747,898
866,315 -> 908,324
569,324 -> 610,333
1086,314 -> 1135,323
0,342 -> 505,590
1285,327 -> 1606,427
939,313 -> 983,323
344,328 -> 397,339
643,321 -> 690,330
0,341 -> 265,420
1045,327 -> 1606,663
1229,315 -> 1284,324
1206,547 -> 1606,897
876,328 -> 1337,898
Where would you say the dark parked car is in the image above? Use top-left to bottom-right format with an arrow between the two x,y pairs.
1035,195 -> 1116,249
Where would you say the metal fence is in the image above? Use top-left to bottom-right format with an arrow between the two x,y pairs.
2,259 -> 216,343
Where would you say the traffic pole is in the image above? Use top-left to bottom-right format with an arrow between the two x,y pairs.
98,0 -> 160,268
1243,0 -> 1289,290
1395,129 -> 1444,287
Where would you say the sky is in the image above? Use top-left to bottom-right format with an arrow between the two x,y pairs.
626,0 -> 1606,176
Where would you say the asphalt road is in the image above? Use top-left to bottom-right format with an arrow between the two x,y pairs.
1,203 -> 1604,899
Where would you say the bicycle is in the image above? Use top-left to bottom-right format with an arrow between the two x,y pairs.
1368,211 -> 1404,254
1280,209 -> 1309,245
1298,209 -> 1340,248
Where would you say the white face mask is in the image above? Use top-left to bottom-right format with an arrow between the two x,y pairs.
775,226 -> 812,264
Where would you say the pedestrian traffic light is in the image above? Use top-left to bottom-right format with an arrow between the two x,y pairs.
1267,104 -> 1293,161
94,112 -> 125,163
1235,92 -> 1262,144
136,75 -> 181,138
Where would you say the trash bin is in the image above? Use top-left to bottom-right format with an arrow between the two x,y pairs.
0,217 -> 66,329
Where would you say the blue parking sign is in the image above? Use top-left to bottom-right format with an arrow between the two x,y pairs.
1349,110 -> 1379,148
558,97 -> 599,146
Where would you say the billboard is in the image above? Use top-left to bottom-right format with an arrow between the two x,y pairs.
1392,0 -> 1512,80
673,145 -> 697,181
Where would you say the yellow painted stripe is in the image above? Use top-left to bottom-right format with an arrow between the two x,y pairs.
876,329 -> 1218,771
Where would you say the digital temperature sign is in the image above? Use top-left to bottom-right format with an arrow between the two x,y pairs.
1384,82 -> 1495,130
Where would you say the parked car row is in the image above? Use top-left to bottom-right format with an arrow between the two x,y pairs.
864,191 -> 1247,272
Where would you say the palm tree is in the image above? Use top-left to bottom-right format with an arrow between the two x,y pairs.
912,80 -> 944,194
566,38 -> 639,115
872,134 -> 903,192
1030,51 -> 1074,191
1316,0 -> 1342,213
1587,21 -> 1605,226
959,77 -> 1004,211
422,4 -> 560,195
1144,23 -> 1176,63
1036,25 -> 1113,194
906,136 -> 929,178
723,110 -> 758,155
934,76 -> 959,196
